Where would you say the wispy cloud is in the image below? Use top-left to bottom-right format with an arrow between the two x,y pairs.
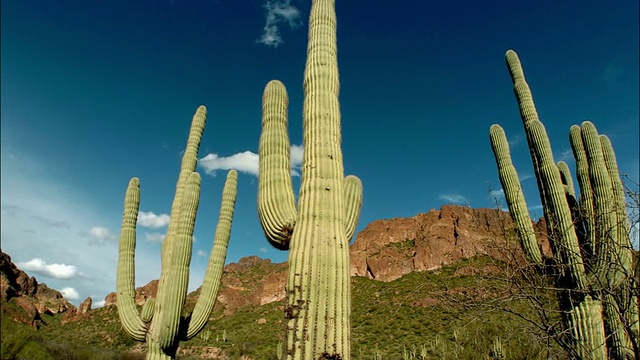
144,232 -> 165,243
82,226 -> 116,246
507,134 -> 522,146
603,64 -> 623,85
138,211 -> 170,228
438,193 -> 469,205
257,0 -> 302,47
196,249 -> 207,257
259,247 -> 268,254
519,173 -> 534,182
93,299 -> 106,308
489,188 -> 504,200
556,148 -> 574,163
199,145 -> 303,177
1,203 -> 70,229
16,258 -> 80,280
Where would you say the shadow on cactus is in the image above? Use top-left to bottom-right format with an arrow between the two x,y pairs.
257,0 -> 363,358
489,49 -> 639,359
116,106 -> 238,360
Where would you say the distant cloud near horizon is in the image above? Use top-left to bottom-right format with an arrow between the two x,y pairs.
199,145 -> 303,177
257,0 -> 302,47
17,258 -> 80,280
438,193 -> 469,205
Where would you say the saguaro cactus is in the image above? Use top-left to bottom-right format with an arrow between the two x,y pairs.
489,50 -> 638,359
116,106 -> 238,360
257,0 -> 363,359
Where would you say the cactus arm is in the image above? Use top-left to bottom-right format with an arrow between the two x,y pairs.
505,50 -> 551,221
258,80 -> 297,250
557,161 -> 576,198
150,171 -> 201,351
161,106 -> 207,270
580,122 -> 629,287
570,125 -> 596,258
566,295 -> 607,360
529,119 -> 588,289
343,175 -> 363,242
141,298 -> 155,323
489,124 -> 543,265
116,177 -> 149,341
598,133 -> 633,278
186,170 -> 238,340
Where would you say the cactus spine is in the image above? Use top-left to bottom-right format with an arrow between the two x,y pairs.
489,50 -> 638,359
116,106 -> 238,360
257,0 -> 363,358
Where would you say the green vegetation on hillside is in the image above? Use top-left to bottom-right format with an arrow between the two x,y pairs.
1,255 -> 565,359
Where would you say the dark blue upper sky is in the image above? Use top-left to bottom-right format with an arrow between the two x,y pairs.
2,0 -> 638,305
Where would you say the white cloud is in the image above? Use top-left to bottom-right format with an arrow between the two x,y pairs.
290,144 -> 304,176
82,226 -> 116,246
59,287 -> 80,300
489,188 -> 504,200
144,232 -> 166,243
438,193 -> 469,205
138,211 -> 170,228
259,247 -> 268,253
17,258 -> 80,280
200,151 -> 259,176
197,249 -> 207,257
93,299 -> 106,308
199,145 -> 303,177
257,0 -> 302,47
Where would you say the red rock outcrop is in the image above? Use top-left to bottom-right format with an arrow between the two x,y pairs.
104,279 -> 158,307
104,257 -> 287,316
0,249 -> 76,327
349,205 -> 551,282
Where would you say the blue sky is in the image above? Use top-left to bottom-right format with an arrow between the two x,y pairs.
2,0 -> 638,307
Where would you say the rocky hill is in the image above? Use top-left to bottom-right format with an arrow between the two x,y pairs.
101,205 -> 550,315
0,250 -> 77,327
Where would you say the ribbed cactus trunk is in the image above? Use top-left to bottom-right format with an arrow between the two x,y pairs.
116,106 -> 238,360
291,0 -> 349,357
257,0 -> 363,359
489,50 -> 638,360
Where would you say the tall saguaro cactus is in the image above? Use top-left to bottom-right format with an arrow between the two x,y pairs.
116,106 -> 238,360
489,50 -> 638,359
257,0 -> 363,358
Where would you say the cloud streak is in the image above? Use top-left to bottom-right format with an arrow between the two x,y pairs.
257,0 -> 302,47
438,193 -> 469,205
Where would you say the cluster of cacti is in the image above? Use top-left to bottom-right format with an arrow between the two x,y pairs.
257,0 -> 363,358
116,106 -> 238,360
489,49 -> 639,359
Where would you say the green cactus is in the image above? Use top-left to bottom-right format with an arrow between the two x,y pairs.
257,0 -> 363,359
489,49 -> 638,359
116,106 -> 238,360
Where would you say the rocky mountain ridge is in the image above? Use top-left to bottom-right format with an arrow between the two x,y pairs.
0,250 -> 83,327
101,205 -> 550,314
2,205 -> 550,324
